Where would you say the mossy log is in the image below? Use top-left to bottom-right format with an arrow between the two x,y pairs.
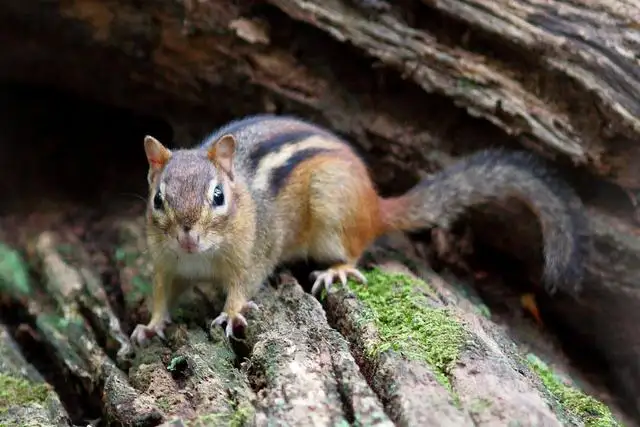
0,323 -> 71,426
1,223 -> 615,426
0,0 -> 639,424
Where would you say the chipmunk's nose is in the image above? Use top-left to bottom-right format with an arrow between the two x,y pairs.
177,225 -> 199,253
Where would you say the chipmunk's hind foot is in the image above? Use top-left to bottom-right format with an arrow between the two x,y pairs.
310,264 -> 367,296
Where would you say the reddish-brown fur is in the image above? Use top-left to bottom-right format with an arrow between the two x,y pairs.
378,195 -> 414,232
279,148 -> 385,265
332,155 -> 385,261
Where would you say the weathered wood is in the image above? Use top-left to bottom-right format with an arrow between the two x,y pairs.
2,0 -> 639,186
0,324 -> 72,426
27,232 -> 165,425
460,204 -> 640,418
269,0 -> 640,186
323,250 -> 615,426
425,0 -> 640,185
243,276 -> 393,426
20,229 -> 258,426
3,218 -> 621,425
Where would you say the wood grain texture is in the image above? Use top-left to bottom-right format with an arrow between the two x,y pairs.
269,0 -> 640,186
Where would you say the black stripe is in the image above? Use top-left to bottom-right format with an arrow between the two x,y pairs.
247,129 -> 319,173
269,148 -> 334,195
199,114 -> 277,149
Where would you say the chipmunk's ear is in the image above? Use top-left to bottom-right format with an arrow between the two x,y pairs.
207,134 -> 236,179
144,135 -> 172,183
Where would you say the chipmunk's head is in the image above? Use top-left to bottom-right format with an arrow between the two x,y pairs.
143,133 -> 238,255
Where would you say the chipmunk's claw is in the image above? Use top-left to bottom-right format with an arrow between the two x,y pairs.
211,300 -> 259,339
156,328 -> 166,340
130,321 -> 168,346
212,312 -> 248,338
310,265 -> 367,295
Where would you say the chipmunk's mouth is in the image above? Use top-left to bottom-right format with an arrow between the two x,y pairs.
177,236 -> 200,254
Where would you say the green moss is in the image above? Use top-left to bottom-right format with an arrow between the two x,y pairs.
114,242 -> 153,303
39,313 -> 84,332
131,275 -> 152,296
526,354 -> 620,427
114,246 -> 140,267
457,77 -> 481,90
260,341 -> 280,385
187,414 -> 226,426
229,402 -> 254,427
475,304 -> 491,319
185,402 -> 254,427
157,396 -> 172,412
0,244 -> 31,296
167,355 -> 188,372
0,374 -> 51,412
347,268 -> 466,390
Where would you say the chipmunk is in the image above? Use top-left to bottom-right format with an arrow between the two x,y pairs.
130,114 -> 589,344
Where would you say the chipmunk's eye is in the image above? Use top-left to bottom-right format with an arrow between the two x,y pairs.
212,184 -> 225,207
153,191 -> 164,211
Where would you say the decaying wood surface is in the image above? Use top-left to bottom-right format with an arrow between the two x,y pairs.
0,324 -> 71,426
0,225 -> 588,426
0,0 -> 638,424
3,0 -> 639,185
268,0 -> 640,187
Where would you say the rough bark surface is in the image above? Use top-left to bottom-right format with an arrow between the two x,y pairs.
0,0 -> 638,425
0,222 -> 593,426
0,324 -> 72,426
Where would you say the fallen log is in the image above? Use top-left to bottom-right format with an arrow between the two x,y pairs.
115,220 -> 620,426
2,219 -> 624,425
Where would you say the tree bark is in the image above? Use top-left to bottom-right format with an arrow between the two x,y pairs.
0,226 -> 588,426
0,324 -> 72,426
273,0 -> 640,184
0,0 -> 638,424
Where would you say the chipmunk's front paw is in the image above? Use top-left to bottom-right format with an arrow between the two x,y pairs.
130,318 -> 170,347
211,301 -> 259,339
310,264 -> 367,296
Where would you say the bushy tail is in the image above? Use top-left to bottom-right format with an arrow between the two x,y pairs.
379,149 -> 589,295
